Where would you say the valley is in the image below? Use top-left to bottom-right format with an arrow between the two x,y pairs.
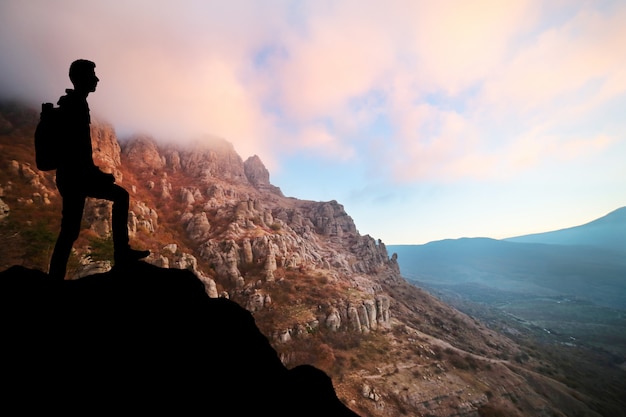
404,278 -> 626,357
410,282 -> 626,417
389,221 -> 626,417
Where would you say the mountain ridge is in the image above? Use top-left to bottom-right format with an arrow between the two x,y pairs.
390,237 -> 626,309
504,206 -> 626,250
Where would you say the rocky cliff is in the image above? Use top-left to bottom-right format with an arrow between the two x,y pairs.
0,102 -> 613,417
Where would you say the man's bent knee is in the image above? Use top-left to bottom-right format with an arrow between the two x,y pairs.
113,184 -> 129,204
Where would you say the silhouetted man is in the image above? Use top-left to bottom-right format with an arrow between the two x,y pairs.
48,59 -> 149,280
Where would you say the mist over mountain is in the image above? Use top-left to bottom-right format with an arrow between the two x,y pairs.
2,101 -> 625,417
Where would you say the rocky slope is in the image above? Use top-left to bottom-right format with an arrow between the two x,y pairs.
0,101 -> 613,417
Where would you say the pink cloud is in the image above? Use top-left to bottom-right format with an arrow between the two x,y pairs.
275,7 -> 396,122
296,124 -> 355,159
408,0 -> 538,95
1,0 -> 287,167
377,1 -> 625,183
2,0 -> 624,187
481,4 -> 626,113
388,108 -> 493,182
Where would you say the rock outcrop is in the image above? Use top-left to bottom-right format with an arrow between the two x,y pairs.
0,263 -> 360,417
91,120 -> 123,179
244,154 -> 270,186
0,197 -> 9,220
323,296 -> 391,333
121,135 -> 165,171
244,155 -> 283,195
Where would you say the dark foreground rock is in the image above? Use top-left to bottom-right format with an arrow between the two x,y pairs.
0,262 -> 360,416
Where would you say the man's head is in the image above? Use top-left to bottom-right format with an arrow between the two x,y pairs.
69,59 -> 99,93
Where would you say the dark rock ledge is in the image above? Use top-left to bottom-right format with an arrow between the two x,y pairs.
0,262 -> 360,416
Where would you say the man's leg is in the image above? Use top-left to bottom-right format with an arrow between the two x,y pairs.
89,181 -> 149,264
91,182 -> 131,250
49,194 -> 86,280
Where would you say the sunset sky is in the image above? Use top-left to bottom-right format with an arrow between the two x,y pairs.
1,1 -> 624,244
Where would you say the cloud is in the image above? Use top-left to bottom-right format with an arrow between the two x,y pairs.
509,132 -> 615,167
375,1 -> 626,183
273,3 -> 396,122
481,4 -> 626,114
0,0 -> 285,165
408,0 -> 538,95
1,0 -> 624,186
296,123 -> 355,159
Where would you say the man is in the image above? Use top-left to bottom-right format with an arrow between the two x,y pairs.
48,59 -> 149,280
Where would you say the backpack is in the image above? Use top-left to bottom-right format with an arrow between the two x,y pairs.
34,102 -> 63,171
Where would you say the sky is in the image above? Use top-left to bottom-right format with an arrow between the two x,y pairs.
1,0 -> 625,245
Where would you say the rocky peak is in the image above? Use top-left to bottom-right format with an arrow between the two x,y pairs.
90,120 -> 122,174
163,138 -> 247,183
244,155 -> 283,195
121,135 -> 165,171
244,155 -> 269,186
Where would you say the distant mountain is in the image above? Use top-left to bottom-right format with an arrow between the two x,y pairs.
388,209 -> 626,368
505,206 -> 626,251
389,238 -> 626,309
389,207 -> 626,309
